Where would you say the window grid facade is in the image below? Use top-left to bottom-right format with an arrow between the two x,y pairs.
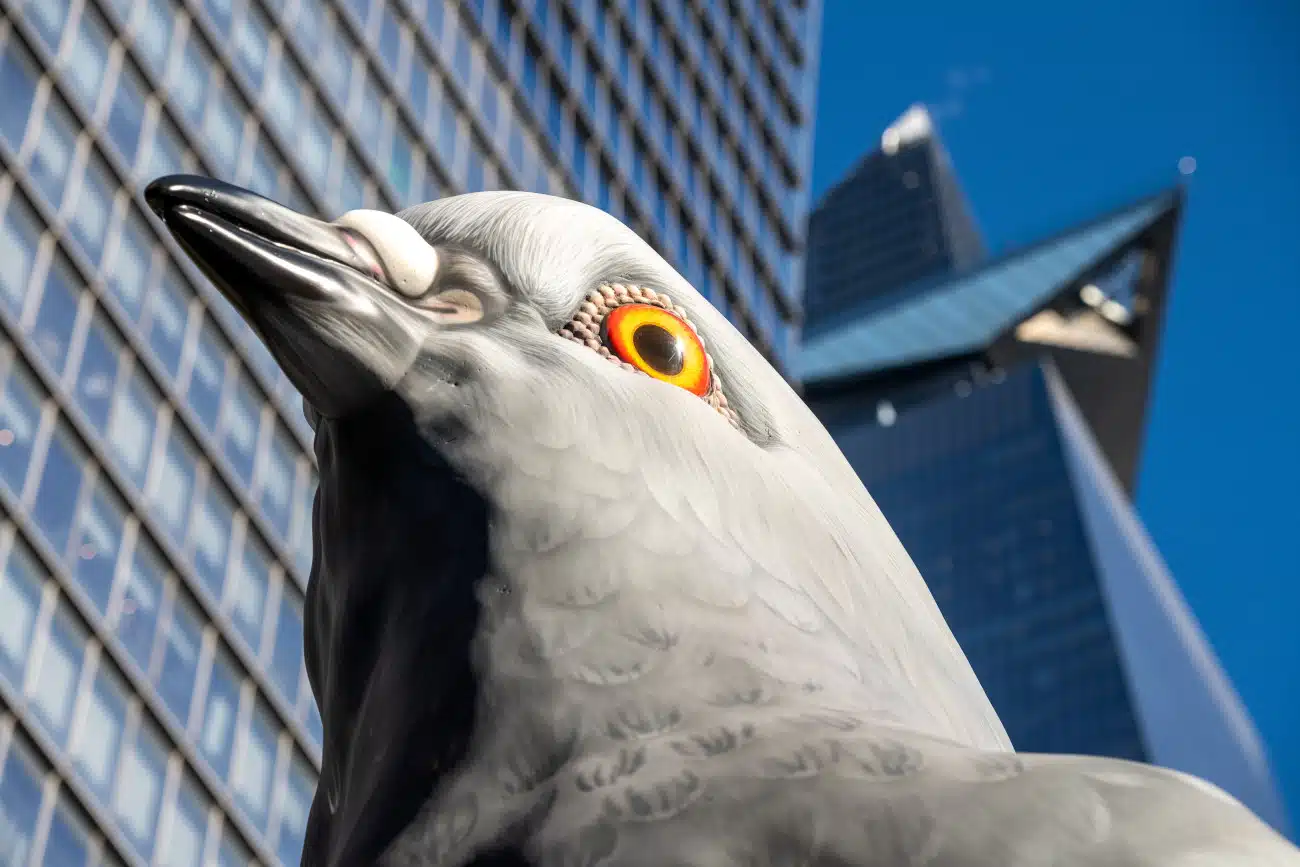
0,0 -> 819,861
468,0 -> 817,365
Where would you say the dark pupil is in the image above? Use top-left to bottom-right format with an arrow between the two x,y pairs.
632,323 -> 685,376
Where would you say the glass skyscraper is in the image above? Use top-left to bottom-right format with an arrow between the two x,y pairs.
0,0 -> 821,863
799,187 -> 1291,834
802,104 -> 985,332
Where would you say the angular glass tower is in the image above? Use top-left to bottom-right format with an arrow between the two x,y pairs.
802,104 -> 985,332
0,0 -> 822,864
798,189 -> 1292,835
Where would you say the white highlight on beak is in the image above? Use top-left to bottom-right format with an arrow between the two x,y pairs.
334,209 -> 439,298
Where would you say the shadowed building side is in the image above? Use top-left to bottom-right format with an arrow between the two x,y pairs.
798,187 -> 1292,836
802,105 -> 986,336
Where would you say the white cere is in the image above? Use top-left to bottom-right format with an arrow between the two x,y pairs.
333,209 -> 439,299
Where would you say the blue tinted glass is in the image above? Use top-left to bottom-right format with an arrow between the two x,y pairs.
292,474 -> 316,578
30,254 -> 82,375
299,100 -> 332,190
43,794 -> 92,867
406,55 -> 430,123
350,70 -> 383,146
70,475 -> 128,614
466,148 -> 483,192
220,369 -> 261,484
157,591 -> 204,725
26,0 -> 71,52
150,421 -> 199,541
232,2 -> 272,87
343,0 -> 370,27
304,696 -> 323,746
116,535 -> 164,670
436,102 -> 458,169
257,421 -> 296,535
451,26 -> 471,87
522,46 -> 537,97
494,3 -> 511,49
389,123 -> 415,203
264,52 -> 304,138
144,112 -> 188,183
0,37 -> 39,149
27,95 -> 79,209
112,717 -> 167,857
0,195 -> 43,316
0,740 -> 43,866
269,589 -> 304,704
133,0 -> 175,74
378,6 -> 402,75
227,528 -> 270,653
0,362 -> 44,496
170,28 -> 214,128
319,17 -> 354,106
32,421 -> 87,558
158,771 -> 211,867
107,60 -> 149,171
217,826 -> 253,867
28,599 -> 88,744
107,363 -> 160,488
425,0 -> 445,38
203,0 -> 236,37
198,649 -> 241,778
338,152 -> 366,213
190,473 -> 235,597
0,542 -> 44,687
68,659 -> 129,799
62,3 -> 113,113
250,128 -> 284,193
202,85 -> 246,181
231,699 -> 278,826
144,269 -> 192,378
276,752 -> 315,865
187,316 -> 227,432
68,151 -> 116,263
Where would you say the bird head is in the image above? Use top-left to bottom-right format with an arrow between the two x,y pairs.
142,175 -> 836,457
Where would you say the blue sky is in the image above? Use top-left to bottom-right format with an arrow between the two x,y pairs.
811,0 -> 1300,829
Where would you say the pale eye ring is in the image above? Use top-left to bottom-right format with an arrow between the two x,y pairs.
420,288 -> 484,325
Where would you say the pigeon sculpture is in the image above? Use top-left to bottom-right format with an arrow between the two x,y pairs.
145,176 -> 1299,867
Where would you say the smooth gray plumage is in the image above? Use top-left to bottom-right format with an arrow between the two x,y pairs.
144,176 -> 1300,867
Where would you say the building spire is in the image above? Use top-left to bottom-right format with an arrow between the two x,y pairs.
881,104 -> 935,154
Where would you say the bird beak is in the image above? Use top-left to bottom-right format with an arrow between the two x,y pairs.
144,174 -> 422,419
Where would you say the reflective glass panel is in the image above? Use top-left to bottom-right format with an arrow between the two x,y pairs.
157,587 -> 204,726
31,420 -> 88,558
0,740 -> 43,867
158,769 -> 211,867
0,195 -> 42,315
28,597 -> 89,745
0,361 -> 44,496
198,647 -> 241,778
75,307 -> 124,433
68,655 -> 129,800
149,419 -> 199,542
190,474 -> 236,598
112,715 -> 168,857
0,542 -> 44,687
69,474 -> 128,614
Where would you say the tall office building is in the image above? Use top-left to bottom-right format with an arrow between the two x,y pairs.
802,104 -> 985,331
0,0 -> 822,862
798,188 -> 1291,833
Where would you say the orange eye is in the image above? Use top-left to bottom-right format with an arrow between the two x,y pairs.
603,303 -> 711,396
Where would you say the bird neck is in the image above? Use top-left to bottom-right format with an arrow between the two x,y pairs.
304,395 -> 493,865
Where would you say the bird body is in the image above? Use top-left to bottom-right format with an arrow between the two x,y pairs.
144,178 -> 1300,867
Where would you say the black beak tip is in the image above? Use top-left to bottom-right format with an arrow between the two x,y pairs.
145,173 -> 249,225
